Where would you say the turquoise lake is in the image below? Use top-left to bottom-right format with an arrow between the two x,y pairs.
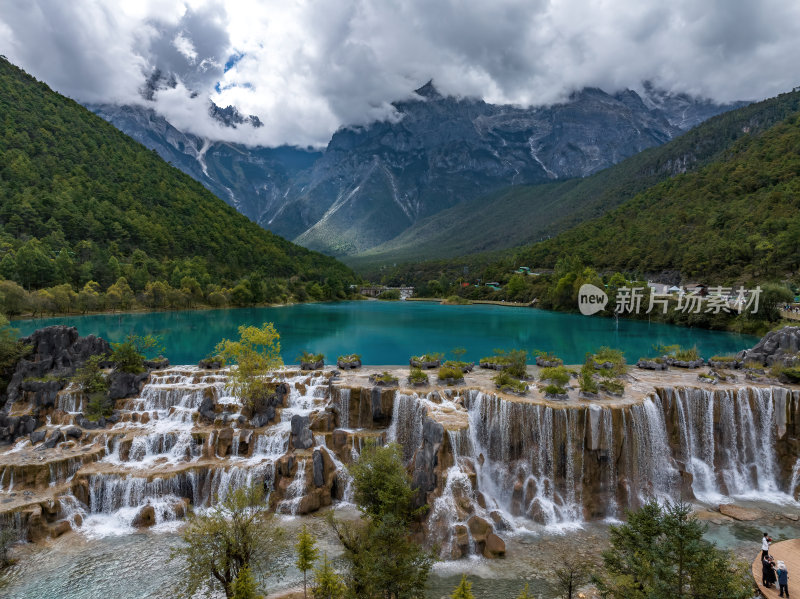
11,301 -> 757,365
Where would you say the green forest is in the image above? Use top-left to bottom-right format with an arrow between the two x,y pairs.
0,58 -> 356,315
514,112 -> 800,279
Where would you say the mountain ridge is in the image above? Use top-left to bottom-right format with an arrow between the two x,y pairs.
88,82 -> 744,258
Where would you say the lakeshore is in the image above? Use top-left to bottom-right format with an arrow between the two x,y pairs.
10,300 -> 757,366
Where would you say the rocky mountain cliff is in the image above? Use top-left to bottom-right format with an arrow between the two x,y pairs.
89,83 -> 743,256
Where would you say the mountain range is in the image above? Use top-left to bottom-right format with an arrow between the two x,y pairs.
88,81 -> 744,261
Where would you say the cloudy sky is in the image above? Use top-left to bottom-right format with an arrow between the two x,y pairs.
2,0 -> 799,148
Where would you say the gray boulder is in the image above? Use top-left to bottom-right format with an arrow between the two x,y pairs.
42,429 -> 64,449
411,419 -> 444,508
291,414 -> 314,450
312,449 -> 325,487
107,371 -> 149,400
738,326 -> 800,366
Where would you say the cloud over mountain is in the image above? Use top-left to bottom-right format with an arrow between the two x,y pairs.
2,0 -> 799,147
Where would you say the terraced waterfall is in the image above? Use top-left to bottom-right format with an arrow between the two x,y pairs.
2,357 -> 800,561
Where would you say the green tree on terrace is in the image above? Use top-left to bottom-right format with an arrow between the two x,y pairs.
215,323 -> 282,407
110,334 -> 163,374
231,565 -> 262,599
312,554 -> 346,599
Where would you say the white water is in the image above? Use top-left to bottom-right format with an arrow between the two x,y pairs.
68,369 -> 333,537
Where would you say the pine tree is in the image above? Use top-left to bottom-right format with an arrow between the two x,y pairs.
451,574 -> 475,599
516,583 -> 534,599
312,553 -> 346,599
296,524 -> 319,599
231,565 -> 261,599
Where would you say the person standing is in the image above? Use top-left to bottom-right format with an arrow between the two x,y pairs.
763,533 -> 772,559
777,561 -> 790,598
764,555 -> 776,588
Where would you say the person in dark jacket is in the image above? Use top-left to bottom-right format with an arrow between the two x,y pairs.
777,560 -> 790,597
764,555 -> 777,588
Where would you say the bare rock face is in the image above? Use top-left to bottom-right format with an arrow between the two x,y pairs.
484,532 -> 506,558
718,503 -> 764,521
107,371 -> 149,400
411,419 -> 444,509
738,326 -> 800,366
248,382 -> 289,427
1,326 -> 113,444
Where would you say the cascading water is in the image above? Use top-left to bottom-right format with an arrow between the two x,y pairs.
338,388 -> 350,429
465,391 -> 584,529
626,396 -> 680,505
277,459 -> 307,515
664,386 -> 790,503
72,369 -> 334,537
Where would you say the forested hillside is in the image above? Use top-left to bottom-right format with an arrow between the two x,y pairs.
514,111 -> 800,281
0,58 -> 355,314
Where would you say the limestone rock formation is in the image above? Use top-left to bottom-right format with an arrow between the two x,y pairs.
739,326 -> 800,366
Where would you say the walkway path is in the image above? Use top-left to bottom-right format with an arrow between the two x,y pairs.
752,538 -> 800,597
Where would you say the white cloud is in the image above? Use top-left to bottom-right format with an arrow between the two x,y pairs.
172,32 -> 198,65
2,0 -> 800,147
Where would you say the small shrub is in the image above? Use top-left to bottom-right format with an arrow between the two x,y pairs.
780,367 -> 800,383
493,371 -> 527,394
543,383 -> 566,396
598,379 -> 625,395
378,289 -> 401,300
72,355 -> 109,394
579,364 -> 598,394
111,334 -> 163,374
592,346 -> 626,375
709,355 -> 736,363
438,365 -> 464,381
409,367 -> 428,384
412,352 -> 443,363
674,346 -> 700,362
442,360 -> 471,373
638,356 -> 664,364
540,366 -> 570,386
653,343 -> 680,356
85,392 -> 113,421
298,351 -> 325,363
744,360 -> 764,370
337,353 -> 361,364
450,347 -> 467,360
532,349 -> 560,362
373,371 -> 398,384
